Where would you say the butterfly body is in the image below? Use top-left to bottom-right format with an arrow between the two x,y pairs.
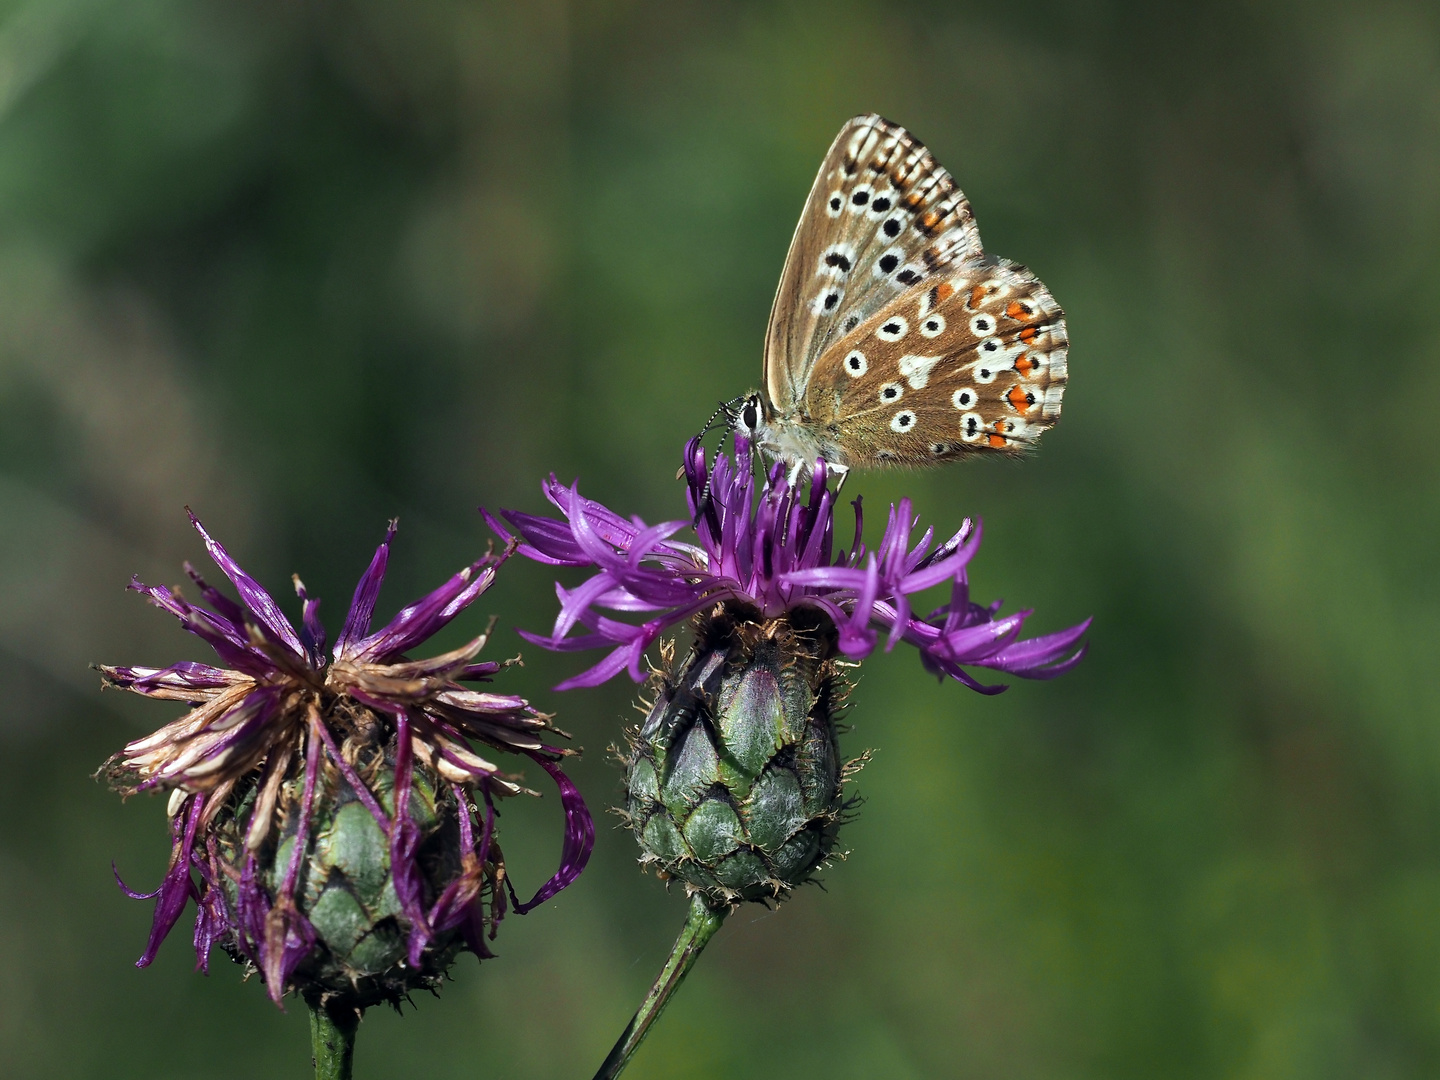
741,115 -> 1068,474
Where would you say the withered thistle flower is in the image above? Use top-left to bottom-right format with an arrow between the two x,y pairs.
100,512 -> 594,1050
489,434 -> 1088,1076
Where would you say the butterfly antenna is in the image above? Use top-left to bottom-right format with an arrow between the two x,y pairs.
690,397 -> 745,526
697,396 -> 744,445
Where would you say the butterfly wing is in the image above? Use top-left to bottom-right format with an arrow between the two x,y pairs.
800,257 -> 1068,464
762,115 -> 984,416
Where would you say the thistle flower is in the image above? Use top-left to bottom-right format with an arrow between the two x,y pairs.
100,513 -> 594,1023
488,435 -> 1088,1078
490,434 -> 1087,695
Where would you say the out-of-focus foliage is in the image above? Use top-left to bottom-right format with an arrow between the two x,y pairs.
1,1 -> 1437,1077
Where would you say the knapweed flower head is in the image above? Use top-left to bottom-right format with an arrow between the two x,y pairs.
487,435 -> 1087,905
489,434 -> 1088,694
100,512 -> 593,1008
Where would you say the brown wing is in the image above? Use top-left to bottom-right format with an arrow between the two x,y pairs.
801,257 -> 1068,466
762,115 -> 984,416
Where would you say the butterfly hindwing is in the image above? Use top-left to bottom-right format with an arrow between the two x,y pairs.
762,114 -> 985,415
800,257 -> 1068,465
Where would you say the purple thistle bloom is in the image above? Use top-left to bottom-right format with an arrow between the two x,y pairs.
100,512 -> 594,1007
487,435 -> 1088,695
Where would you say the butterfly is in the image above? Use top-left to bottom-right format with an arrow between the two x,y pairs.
732,114 -> 1068,483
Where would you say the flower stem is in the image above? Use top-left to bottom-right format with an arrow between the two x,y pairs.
308,998 -> 359,1080
593,892 -> 728,1080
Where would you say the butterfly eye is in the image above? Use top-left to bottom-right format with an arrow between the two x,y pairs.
742,399 -> 759,431
826,191 -> 844,217
890,410 -> 917,433
951,387 -> 977,410
876,316 -> 909,342
960,412 -> 984,442
880,382 -> 904,403
919,314 -> 946,338
969,314 -> 996,337
844,351 -> 868,377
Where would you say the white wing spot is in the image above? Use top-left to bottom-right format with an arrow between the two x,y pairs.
874,247 -> 903,277
891,410 -> 917,433
876,316 -> 909,342
818,243 -> 856,278
826,191 -> 844,218
973,361 -> 999,384
844,350 -> 868,377
952,387 -> 978,410
960,412 -> 984,442
848,184 -> 873,210
879,382 -> 904,403
898,354 -> 941,389
811,288 -> 843,314
969,313 -> 996,337
919,314 -> 946,338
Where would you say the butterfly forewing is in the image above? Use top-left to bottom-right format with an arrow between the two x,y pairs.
801,258 -> 1068,464
762,115 -> 985,415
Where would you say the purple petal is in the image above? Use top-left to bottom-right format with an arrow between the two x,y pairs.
126,792 -> 205,968
292,576 -> 327,668
349,554 -> 501,664
334,520 -> 397,659
511,751 -> 594,913
187,510 -> 306,661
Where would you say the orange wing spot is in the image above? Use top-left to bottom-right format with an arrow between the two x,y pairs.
920,210 -> 940,231
1005,385 -> 1037,413
1013,352 -> 1037,377
987,430 -> 1009,448
967,285 -> 987,310
1006,300 -> 1037,322
1018,326 -> 1040,344
934,281 -> 954,304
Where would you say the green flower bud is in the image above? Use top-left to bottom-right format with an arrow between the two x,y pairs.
623,606 -> 861,905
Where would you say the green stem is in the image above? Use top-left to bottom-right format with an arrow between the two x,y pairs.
308,998 -> 359,1080
593,892 -> 728,1080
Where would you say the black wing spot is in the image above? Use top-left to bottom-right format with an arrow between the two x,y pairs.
823,291 -> 840,310
896,269 -> 921,285
843,315 -> 860,332
851,189 -> 870,206
872,196 -> 892,212
824,252 -> 852,272
878,253 -> 899,274
883,218 -> 902,238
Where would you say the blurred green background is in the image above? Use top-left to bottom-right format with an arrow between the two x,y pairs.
2,0 -> 1437,1077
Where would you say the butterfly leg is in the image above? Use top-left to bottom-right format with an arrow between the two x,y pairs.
829,461 -> 851,495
